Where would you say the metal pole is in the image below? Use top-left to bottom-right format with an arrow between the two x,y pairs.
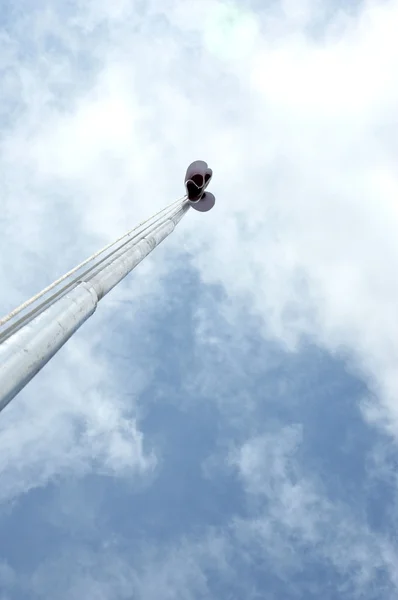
0,205 -> 189,413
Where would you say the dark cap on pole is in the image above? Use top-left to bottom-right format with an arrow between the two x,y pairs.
184,160 -> 215,212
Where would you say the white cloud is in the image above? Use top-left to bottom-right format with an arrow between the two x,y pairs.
0,322 -> 156,504
18,425 -> 398,600
231,426 -> 398,596
181,0 -> 398,436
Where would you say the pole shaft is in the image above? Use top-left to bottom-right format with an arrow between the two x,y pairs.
0,282 -> 98,412
0,206 -> 188,412
89,207 -> 187,300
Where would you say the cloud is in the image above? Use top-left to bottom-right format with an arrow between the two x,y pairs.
182,0 -> 398,437
231,425 -> 398,598
14,424 -> 398,600
0,324 -> 156,504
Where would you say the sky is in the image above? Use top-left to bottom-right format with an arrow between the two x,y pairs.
1,0 -> 398,598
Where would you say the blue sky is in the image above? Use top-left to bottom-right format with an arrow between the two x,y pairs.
1,0 -> 398,598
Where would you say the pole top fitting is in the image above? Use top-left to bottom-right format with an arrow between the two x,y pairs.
184,160 -> 215,212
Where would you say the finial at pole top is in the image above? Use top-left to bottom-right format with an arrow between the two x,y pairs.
184,160 -> 215,212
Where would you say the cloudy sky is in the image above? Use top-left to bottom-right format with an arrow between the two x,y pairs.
1,0 -> 398,597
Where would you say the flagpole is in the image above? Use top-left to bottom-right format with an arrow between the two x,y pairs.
0,205 -> 189,413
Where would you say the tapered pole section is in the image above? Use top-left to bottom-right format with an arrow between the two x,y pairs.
0,206 -> 189,413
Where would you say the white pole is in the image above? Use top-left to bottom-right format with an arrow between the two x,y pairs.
0,205 -> 189,413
